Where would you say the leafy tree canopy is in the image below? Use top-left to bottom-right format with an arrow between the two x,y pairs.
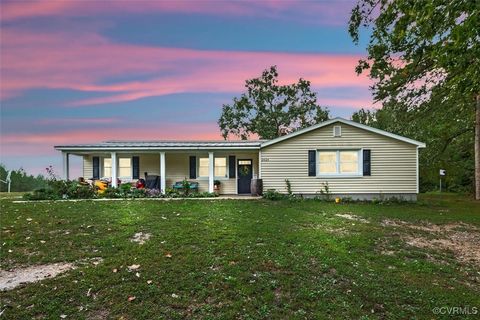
218,66 -> 329,140
349,0 -> 479,106
349,0 -> 479,196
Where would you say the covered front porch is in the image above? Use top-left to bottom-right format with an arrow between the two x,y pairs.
61,150 -> 260,195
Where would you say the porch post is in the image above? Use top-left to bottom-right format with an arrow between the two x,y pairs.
258,150 -> 262,179
62,152 -> 70,180
208,151 -> 214,193
111,152 -> 118,188
160,152 -> 166,194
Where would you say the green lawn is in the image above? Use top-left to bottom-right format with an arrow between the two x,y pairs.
1,194 -> 479,319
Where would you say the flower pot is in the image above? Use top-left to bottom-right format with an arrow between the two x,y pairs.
214,184 -> 220,195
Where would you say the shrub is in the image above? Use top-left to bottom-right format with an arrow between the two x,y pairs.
182,179 -> 191,196
285,179 -> 292,195
263,189 -> 286,200
23,188 -> 60,201
146,188 -> 162,198
129,188 -> 148,198
102,187 -> 121,198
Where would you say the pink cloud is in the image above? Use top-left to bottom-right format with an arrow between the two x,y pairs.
1,28 -> 371,105
37,117 -> 121,125
1,0 -> 354,26
0,122 -> 224,156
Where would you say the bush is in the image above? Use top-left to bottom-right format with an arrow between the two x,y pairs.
23,188 -> 60,201
263,189 -> 286,200
102,187 -> 121,198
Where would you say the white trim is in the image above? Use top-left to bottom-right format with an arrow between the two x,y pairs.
208,152 -> 214,193
235,158 -> 238,195
416,146 -> 419,194
258,150 -> 262,179
62,152 -> 69,180
111,152 -> 117,188
160,152 -> 166,194
261,117 -> 426,148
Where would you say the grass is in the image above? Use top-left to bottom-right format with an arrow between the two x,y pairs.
1,193 -> 479,319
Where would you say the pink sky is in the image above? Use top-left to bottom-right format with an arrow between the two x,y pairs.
0,0 -> 375,177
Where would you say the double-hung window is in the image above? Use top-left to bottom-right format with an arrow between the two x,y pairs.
102,157 -> 132,178
118,158 -> 132,178
198,157 -> 228,178
318,150 -> 361,176
103,158 -> 112,177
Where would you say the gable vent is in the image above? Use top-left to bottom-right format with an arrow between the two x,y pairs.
333,125 -> 341,137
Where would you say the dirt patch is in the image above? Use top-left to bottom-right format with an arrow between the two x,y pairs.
382,219 -> 479,233
382,219 -> 480,266
0,263 -> 75,291
335,213 -> 369,223
130,232 -> 151,245
324,227 -> 353,236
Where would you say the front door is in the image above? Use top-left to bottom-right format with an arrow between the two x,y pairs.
237,159 -> 253,194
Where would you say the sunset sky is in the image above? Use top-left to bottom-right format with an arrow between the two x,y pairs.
0,0 -> 374,177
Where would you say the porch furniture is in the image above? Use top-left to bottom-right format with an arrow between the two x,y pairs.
145,175 -> 160,190
172,181 -> 199,192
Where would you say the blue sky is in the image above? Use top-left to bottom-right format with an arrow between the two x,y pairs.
0,0 -> 374,177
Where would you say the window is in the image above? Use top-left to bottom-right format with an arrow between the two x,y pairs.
318,150 -> 361,175
333,125 -> 342,137
103,158 -> 111,177
340,151 -> 358,173
199,158 -> 209,177
318,151 -> 337,174
119,158 -> 132,177
103,157 -> 132,177
214,157 -> 227,177
198,157 -> 228,178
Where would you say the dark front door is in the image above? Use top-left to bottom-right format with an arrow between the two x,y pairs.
237,159 -> 253,194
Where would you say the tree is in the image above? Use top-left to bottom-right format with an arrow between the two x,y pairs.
352,99 -> 475,193
349,0 -> 480,199
218,66 -> 329,140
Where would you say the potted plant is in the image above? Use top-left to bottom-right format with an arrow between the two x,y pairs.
213,180 -> 221,195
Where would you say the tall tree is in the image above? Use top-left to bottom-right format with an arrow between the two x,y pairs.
218,66 -> 329,140
349,0 -> 480,199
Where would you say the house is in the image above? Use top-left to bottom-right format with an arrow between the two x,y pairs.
55,118 -> 426,200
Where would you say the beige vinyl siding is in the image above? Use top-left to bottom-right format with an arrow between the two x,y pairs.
83,151 -> 258,194
261,122 -> 418,194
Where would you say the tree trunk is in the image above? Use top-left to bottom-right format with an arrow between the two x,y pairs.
476,94 -> 480,200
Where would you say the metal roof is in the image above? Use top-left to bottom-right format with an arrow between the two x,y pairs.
55,140 -> 266,151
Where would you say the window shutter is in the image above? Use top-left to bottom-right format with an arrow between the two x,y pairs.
363,149 -> 371,176
132,156 -> 140,179
92,156 -> 100,179
308,150 -> 316,176
229,156 -> 236,178
189,156 -> 196,179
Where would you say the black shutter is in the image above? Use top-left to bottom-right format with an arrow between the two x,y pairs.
308,150 -> 316,176
132,156 -> 140,179
229,156 -> 236,178
92,156 -> 100,179
189,156 -> 196,179
363,149 -> 371,176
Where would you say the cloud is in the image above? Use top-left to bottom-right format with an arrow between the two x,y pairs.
1,0 -> 355,26
1,28 -> 371,107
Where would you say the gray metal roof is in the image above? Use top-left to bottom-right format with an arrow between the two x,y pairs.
55,140 -> 266,151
